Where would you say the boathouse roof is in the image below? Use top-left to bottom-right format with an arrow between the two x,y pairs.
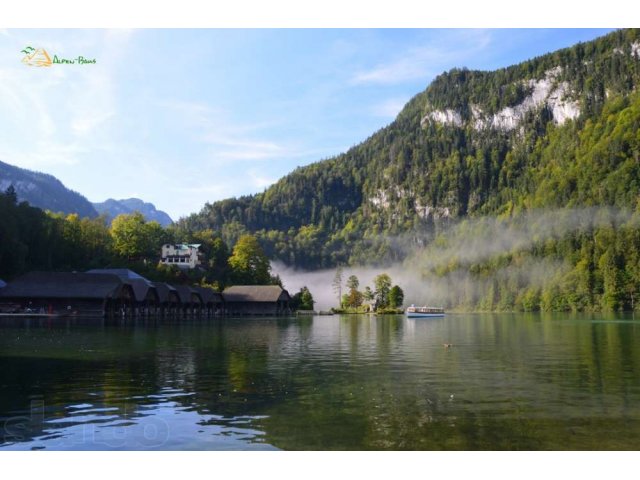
151,282 -> 180,304
172,285 -> 203,304
128,278 -> 159,303
86,269 -> 149,282
222,285 -> 290,303
0,272 -> 128,300
192,286 -> 223,304
86,269 -> 157,302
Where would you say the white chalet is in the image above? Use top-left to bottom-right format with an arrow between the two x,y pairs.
160,243 -> 203,269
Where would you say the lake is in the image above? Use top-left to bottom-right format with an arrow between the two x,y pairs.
1,313 -> 639,450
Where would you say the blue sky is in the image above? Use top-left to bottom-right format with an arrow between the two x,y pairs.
0,28 -> 614,219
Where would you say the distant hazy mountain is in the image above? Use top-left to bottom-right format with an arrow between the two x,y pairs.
93,198 -> 173,226
0,160 -> 98,218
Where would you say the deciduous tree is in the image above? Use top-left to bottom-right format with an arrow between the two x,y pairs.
374,273 -> 392,309
228,234 -> 271,285
389,285 -> 404,309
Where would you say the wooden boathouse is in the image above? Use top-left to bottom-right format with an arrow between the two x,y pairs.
222,285 -> 291,315
87,269 -> 159,316
173,285 -> 203,317
193,286 -> 224,317
0,270 -> 295,318
152,282 -> 181,315
0,271 -> 134,316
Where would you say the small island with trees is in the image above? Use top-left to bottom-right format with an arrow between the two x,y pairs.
329,267 -> 404,314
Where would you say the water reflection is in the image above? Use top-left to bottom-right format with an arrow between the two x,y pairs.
1,314 -> 639,450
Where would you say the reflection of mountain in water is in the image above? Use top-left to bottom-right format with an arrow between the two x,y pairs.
1,314 -> 640,450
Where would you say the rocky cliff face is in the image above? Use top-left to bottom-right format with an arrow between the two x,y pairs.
422,67 -> 581,131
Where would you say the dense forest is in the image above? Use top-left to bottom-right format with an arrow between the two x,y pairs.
174,29 -> 640,311
3,29 -> 640,312
0,187 -> 283,291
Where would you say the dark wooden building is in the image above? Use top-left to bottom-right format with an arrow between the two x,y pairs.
222,285 -> 291,316
173,285 -> 203,316
192,286 -> 224,316
87,269 -> 159,316
0,272 -> 134,316
128,279 -> 159,316
152,282 -> 181,315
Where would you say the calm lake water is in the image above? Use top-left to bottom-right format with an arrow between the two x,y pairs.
1,313 -> 639,450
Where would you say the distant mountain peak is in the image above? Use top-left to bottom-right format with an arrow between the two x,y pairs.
92,198 -> 173,226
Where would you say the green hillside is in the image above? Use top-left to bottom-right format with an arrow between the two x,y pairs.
177,29 -> 640,311
181,30 -> 639,260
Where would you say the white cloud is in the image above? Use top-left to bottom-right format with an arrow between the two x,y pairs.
0,29 -> 133,172
352,46 -> 447,85
248,168 -> 277,189
0,143 -> 88,169
159,99 -> 298,163
71,110 -> 115,135
370,97 -> 407,119
350,29 -> 492,85
216,144 -> 286,161
68,29 -> 133,137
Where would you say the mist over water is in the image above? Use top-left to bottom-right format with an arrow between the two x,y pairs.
408,207 -> 634,269
274,208 -> 637,311
274,259 -> 567,311
272,262 -> 427,311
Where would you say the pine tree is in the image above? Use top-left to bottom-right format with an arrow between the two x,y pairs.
4,184 -> 17,205
332,266 -> 344,306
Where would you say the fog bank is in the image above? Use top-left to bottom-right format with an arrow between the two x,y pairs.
273,208 -> 636,311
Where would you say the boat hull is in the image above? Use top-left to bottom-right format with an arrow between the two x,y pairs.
406,312 -> 445,318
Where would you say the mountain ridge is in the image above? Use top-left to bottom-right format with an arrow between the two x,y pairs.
179,28 -> 640,270
93,198 -> 173,226
0,159 -> 98,218
0,159 -> 172,226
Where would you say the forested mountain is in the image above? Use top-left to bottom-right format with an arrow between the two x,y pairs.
180,29 -> 640,267
178,29 -> 640,311
93,198 -> 173,226
3,29 -> 640,312
0,160 -> 98,218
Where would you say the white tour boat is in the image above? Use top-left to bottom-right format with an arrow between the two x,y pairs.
405,305 -> 445,318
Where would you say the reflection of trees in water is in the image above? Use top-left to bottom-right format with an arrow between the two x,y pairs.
2,314 -> 640,449
258,314 -> 640,450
